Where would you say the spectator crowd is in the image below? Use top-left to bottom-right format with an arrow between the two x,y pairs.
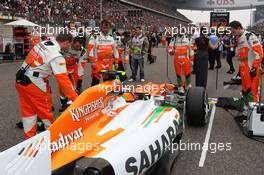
0,0 -> 189,32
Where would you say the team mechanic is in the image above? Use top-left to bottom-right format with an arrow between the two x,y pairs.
229,21 -> 263,117
59,36 -> 87,111
15,33 -> 78,139
168,31 -> 194,94
88,20 -> 119,86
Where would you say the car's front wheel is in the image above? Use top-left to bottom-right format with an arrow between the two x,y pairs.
185,87 -> 208,127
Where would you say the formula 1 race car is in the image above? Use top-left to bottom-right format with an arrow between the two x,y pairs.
0,71 -> 209,175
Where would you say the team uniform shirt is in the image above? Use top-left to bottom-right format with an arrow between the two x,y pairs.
168,35 -> 194,61
22,40 -> 77,100
89,32 -> 119,65
237,31 -> 263,69
63,46 -> 87,78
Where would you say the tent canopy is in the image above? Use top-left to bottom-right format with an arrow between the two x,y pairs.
4,19 -> 40,27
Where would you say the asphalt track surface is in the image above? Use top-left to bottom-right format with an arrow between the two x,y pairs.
0,47 -> 264,175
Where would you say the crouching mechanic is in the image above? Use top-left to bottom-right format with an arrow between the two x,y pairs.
168,33 -> 194,94
15,33 -> 78,139
59,37 -> 87,111
89,20 -> 119,86
229,21 -> 263,117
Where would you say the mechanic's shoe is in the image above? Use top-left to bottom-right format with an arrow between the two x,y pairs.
178,87 -> 185,95
16,121 -> 23,129
227,70 -> 235,74
186,84 -> 192,90
216,65 -> 222,69
16,120 -> 46,132
59,101 -> 71,112
37,121 -> 45,132
208,67 -> 214,70
128,78 -> 135,82
59,104 -> 70,112
60,96 -> 68,106
140,79 -> 145,82
234,115 -> 248,123
149,60 -> 154,64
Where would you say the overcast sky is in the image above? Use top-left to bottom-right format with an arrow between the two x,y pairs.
178,9 -> 252,27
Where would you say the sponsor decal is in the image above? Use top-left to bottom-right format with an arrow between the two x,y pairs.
69,97 -> 104,122
143,106 -> 172,128
102,105 -> 117,117
207,0 -> 235,6
125,120 -> 178,175
84,113 -> 100,123
51,127 -> 84,153
58,62 -> 66,66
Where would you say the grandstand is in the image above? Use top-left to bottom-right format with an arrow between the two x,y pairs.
0,0 -> 191,31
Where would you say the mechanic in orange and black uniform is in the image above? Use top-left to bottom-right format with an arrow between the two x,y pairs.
88,20 -> 119,86
15,33 -> 78,139
59,36 -> 87,111
229,21 -> 263,117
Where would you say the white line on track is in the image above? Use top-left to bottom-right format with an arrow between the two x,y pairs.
199,104 -> 216,167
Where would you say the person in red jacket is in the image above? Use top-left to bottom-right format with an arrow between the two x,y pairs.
15,33 -> 78,139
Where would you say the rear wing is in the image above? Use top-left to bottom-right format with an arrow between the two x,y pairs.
0,131 -> 51,175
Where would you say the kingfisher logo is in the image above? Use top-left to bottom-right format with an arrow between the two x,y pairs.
207,0 -> 235,6
69,97 -> 104,122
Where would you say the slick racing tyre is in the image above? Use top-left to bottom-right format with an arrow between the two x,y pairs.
83,168 -> 102,175
185,87 -> 208,127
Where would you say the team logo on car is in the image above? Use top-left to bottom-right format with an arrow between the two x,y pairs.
69,97 -> 104,122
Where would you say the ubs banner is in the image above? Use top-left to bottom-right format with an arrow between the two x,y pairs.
210,12 -> 230,28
